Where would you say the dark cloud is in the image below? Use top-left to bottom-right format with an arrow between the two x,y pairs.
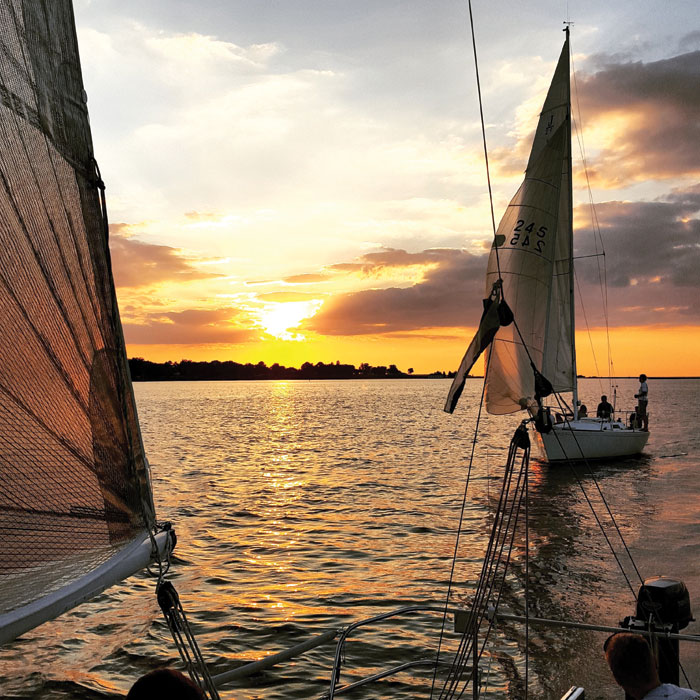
576,186 -> 700,287
575,50 -> 700,184
109,225 -> 219,288
491,49 -> 700,185
123,307 -> 255,345
573,186 -> 700,325
305,248 -> 486,335
306,186 -> 700,337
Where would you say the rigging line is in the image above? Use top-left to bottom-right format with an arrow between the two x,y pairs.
438,471 -> 513,697
574,269 -> 604,394
454,446 -> 530,700
525,446 -> 529,698
438,444 -> 516,699
549,396 -> 638,595
552,421 -> 691,693
467,0 -> 501,278
570,45 -> 614,389
476,448 -> 530,700
431,350 -> 492,699
94,168 -> 156,527
441,434 -> 528,699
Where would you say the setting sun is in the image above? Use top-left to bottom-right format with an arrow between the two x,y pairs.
259,300 -> 324,340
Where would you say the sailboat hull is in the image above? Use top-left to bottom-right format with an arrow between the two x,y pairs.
535,419 -> 650,462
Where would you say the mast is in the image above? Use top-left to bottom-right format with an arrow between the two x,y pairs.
565,25 -> 579,419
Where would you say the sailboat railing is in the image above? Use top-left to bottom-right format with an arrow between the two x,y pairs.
485,608 -> 700,644
324,602 -> 700,699
212,628 -> 339,688
327,603 -> 460,699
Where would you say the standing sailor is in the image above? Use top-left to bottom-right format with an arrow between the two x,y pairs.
636,374 -> 649,431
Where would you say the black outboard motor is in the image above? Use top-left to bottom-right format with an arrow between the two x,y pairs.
622,576 -> 693,686
636,576 -> 693,685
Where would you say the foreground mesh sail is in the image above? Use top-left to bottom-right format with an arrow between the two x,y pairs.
0,0 -> 156,626
484,35 -> 574,414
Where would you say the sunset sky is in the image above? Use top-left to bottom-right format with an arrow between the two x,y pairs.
73,0 -> 700,376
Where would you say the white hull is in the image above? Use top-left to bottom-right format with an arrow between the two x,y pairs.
535,418 -> 649,462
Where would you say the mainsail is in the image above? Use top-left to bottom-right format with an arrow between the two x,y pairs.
483,34 -> 574,414
0,1 -> 163,644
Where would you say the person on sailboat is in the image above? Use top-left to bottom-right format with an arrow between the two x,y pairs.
636,374 -> 649,431
596,395 -> 613,420
604,633 -> 699,699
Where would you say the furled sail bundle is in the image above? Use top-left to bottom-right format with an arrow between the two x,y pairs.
483,36 -> 574,414
0,1 -> 167,645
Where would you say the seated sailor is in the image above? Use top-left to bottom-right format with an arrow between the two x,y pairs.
596,395 -> 613,420
604,632 -> 699,699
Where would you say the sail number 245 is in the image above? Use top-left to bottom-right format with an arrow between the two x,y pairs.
510,220 -> 546,253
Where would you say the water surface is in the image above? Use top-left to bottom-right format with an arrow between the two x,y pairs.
1,378 -> 698,699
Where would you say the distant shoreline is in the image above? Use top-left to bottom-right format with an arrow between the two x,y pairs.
127,357 -> 453,382
127,359 -> 696,382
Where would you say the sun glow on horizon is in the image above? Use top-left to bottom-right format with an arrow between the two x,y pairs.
258,300 -> 324,341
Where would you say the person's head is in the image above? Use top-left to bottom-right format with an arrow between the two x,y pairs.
601,395 -> 608,402
127,668 -> 206,700
604,633 -> 659,699
639,374 -> 647,382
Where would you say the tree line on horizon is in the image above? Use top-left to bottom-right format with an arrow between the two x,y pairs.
128,357 -> 454,381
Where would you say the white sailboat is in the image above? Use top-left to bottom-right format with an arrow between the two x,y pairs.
445,28 -> 649,462
0,0 -> 172,647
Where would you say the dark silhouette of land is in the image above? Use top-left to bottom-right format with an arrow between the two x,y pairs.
128,358 -> 454,382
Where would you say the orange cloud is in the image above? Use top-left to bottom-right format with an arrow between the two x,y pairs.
123,307 -> 254,344
109,224 -> 219,288
307,249 -> 486,335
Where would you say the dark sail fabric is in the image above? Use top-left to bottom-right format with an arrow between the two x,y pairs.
444,288 -> 513,414
0,1 -> 156,622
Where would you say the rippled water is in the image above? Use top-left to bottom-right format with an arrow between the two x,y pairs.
1,378 -> 699,699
